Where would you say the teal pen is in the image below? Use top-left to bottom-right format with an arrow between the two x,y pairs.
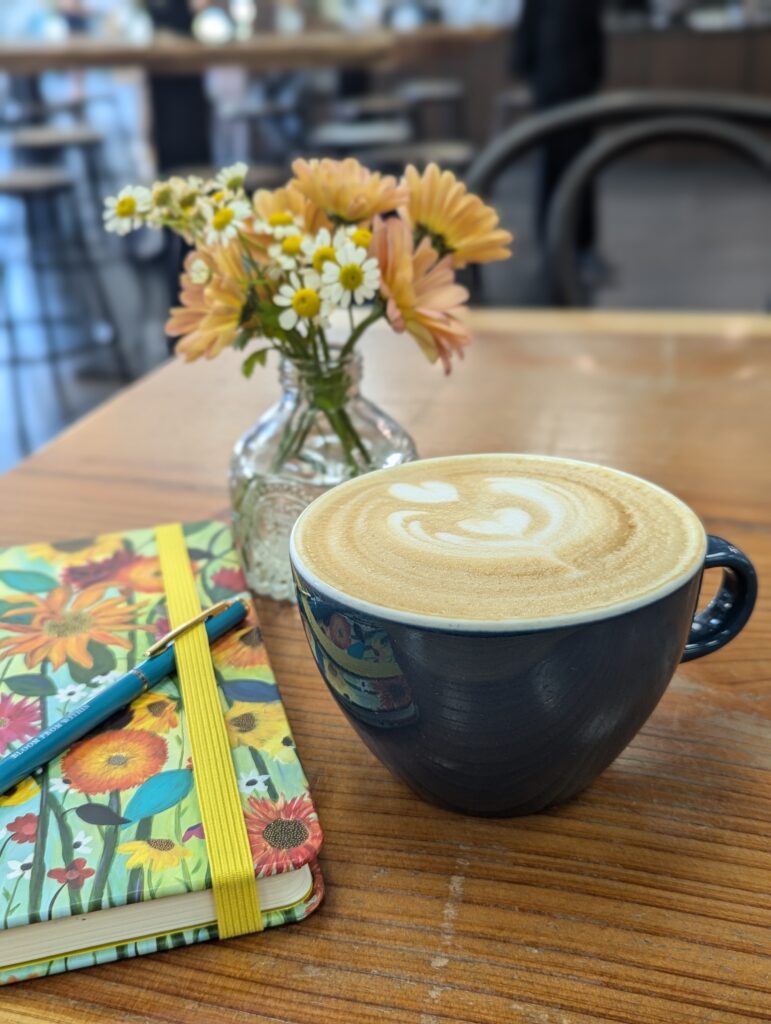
0,596 -> 249,797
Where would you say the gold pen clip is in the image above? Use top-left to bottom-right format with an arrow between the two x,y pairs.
146,599 -> 246,658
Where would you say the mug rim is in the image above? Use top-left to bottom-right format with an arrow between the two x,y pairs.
289,453 -> 708,634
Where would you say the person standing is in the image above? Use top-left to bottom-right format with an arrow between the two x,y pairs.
516,0 -> 605,256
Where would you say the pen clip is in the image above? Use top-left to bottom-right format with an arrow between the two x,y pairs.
145,599 -> 246,658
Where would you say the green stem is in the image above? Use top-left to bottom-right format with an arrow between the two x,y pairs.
126,817 -> 153,904
88,791 -> 121,912
47,883 -> 66,920
339,304 -> 384,361
318,326 -> 331,367
0,835 -> 12,862
26,685 -> 50,925
250,750 -> 278,802
175,748 -> 194,893
48,791 -> 83,915
324,410 -> 359,473
337,406 -> 372,466
3,875 -> 22,929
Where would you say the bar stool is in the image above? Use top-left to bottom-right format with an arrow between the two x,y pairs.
358,140 -> 474,174
307,118 -> 413,156
0,167 -> 129,454
398,78 -> 467,139
10,123 -> 109,237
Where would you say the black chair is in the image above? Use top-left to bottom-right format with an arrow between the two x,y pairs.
466,90 -> 771,197
544,117 -> 771,307
465,90 -> 771,304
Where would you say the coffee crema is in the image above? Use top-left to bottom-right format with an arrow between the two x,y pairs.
291,454 -> 706,623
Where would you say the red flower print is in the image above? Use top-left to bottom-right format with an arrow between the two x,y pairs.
0,693 -> 40,755
245,795 -> 323,876
328,613 -> 352,649
212,567 -> 247,592
153,616 -> 171,640
47,858 -> 95,891
8,813 -> 38,844
182,823 -> 204,843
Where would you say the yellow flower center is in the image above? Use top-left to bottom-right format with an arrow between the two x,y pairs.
312,245 -> 337,273
226,174 -> 244,191
115,196 -> 136,218
281,235 -> 302,256
263,818 -> 310,850
0,717 -> 8,729
292,288 -> 321,318
148,839 -> 175,852
179,192 -> 197,209
339,263 -> 364,291
212,208 -> 235,231
44,611 -> 92,638
152,186 -> 172,207
232,712 -> 257,733
351,227 -> 372,248
268,211 -> 294,227
212,190 -> 225,203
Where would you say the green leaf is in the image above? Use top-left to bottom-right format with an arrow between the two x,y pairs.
0,598 -> 35,616
0,570 -> 58,593
241,348 -> 271,378
6,674 -> 57,698
67,643 -> 117,685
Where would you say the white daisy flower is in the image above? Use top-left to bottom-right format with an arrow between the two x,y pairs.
91,670 -> 123,688
203,198 -> 251,245
238,770 -> 270,795
268,231 -> 305,270
71,830 -> 92,856
274,271 -> 327,336
49,777 -> 71,795
300,227 -> 340,275
6,860 -> 32,880
341,224 -> 373,250
57,683 -> 87,706
321,240 -> 380,308
103,185 -> 152,235
254,210 -> 302,239
215,161 -> 248,193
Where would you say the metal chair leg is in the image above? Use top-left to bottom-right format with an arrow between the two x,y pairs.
24,193 -> 75,419
0,263 -> 31,455
66,192 -> 132,382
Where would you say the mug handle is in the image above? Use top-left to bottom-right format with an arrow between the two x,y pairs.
681,535 -> 757,662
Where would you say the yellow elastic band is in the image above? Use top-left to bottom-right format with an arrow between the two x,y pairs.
155,523 -> 262,938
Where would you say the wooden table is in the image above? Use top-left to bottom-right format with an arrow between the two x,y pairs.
0,26 -> 503,75
1,309 -> 770,1023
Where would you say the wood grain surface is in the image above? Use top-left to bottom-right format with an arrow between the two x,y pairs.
0,26 -> 502,75
0,310 -> 769,1023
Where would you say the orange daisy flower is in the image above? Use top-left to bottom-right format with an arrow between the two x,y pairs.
62,729 -> 167,794
402,163 -> 513,267
0,585 -> 149,670
245,795 -> 323,876
166,243 -> 247,362
371,217 -> 471,373
214,624 -> 269,670
251,183 -> 330,239
290,157 -> 405,224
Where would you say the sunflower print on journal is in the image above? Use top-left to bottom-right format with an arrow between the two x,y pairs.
0,520 -> 323,982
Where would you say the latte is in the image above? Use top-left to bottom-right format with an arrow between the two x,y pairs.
291,454 -> 706,624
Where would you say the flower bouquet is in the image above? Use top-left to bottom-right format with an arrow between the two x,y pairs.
104,158 -> 511,598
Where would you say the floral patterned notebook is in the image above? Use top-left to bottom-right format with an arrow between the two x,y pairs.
0,521 -> 323,984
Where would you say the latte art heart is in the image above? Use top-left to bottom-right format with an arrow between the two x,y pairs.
293,454 -> 706,623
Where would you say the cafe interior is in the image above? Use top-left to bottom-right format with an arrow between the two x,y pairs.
0,0 -> 769,1019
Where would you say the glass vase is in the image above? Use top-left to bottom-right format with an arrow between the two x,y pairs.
230,348 -> 417,601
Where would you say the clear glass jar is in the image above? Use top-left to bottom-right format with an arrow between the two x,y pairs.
230,349 -> 417,601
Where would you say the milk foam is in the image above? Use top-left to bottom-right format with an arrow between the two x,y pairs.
292,454 -> 706,624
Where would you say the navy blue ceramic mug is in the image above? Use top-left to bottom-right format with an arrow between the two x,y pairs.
290,454 -> 757,816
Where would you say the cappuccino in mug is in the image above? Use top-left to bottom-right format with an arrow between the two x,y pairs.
292,454 -> 706,624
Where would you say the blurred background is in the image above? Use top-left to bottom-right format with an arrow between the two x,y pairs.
1,0 -> 770,472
